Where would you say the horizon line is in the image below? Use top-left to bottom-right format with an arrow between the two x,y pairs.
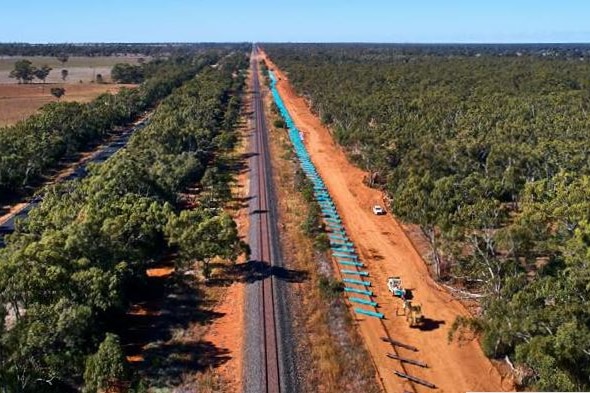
2,41 -> 590,45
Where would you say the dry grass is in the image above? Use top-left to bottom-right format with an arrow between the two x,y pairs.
264,85 -> 380,392
0,83 -> 136,126
0,55 -> 146,84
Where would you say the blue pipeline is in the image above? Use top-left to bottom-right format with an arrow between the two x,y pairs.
341,270 -> 369,277
330,239 -> 354,247
325,220 -> 343,228
342,278 -> 371,286
330,232 -> 348,238
334,255 -> 358,262
354,308 -> 384,319
335,256 -> 359,263
332,244 -> 354,251
334,248 -> 356,255
350,297 -> 378,307
344,287 -> 373,296
268,70 -> 383,318
330,230 -> 348,237
338,261 -> 364,267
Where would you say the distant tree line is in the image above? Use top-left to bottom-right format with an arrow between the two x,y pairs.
0,50 -> 249,392
0,43 -> 251,57
262,43 -> 590,391
261,42 -> 590,60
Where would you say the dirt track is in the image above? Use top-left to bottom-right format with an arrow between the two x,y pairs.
261,51 -> 513,393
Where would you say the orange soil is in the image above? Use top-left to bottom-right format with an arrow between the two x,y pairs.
0,202 -> 27,227
126,354 -> 144,363
0,83 -> 136,126
201,282 -> 245,391
261,51 -> 513,393
146,266 -> 175,277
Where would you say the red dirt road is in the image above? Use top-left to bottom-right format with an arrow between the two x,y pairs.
261,52 -> 513,393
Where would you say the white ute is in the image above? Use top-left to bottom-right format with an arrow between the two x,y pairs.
372,205 -> 385,215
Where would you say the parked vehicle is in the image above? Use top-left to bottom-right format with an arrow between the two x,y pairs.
387,276 -> 406,297
372,205 -> 385,215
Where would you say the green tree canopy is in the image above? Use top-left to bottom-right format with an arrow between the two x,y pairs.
9,59 -> 35,84
111,63 -> 144,84
33,64 -> 52,83
83,333 -> 129,393
50,87 -> 66,100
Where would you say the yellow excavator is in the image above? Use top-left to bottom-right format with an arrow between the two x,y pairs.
403,299 -> 423,328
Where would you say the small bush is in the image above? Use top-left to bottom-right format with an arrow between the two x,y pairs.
273,118 -> 286,129
314,232 -> 330,252
318,276 -> 344,299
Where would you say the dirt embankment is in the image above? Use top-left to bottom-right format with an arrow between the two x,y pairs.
260,51 -> 513,393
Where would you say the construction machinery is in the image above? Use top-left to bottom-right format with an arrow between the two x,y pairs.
404,299 -> 424,328
387,276 -> 406,297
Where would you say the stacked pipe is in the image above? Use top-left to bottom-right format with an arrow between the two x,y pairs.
268,71 -> 383,319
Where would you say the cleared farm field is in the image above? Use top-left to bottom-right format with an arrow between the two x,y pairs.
0,83 -> 136,126
0,55 -> 146,83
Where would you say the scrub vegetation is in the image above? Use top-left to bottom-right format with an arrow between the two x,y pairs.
0,50 -> 225,201
0,48 -> 249,392
263,43 -> 590,391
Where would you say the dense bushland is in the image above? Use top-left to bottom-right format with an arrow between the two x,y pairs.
263,43 -> 590,390
0,43 -> 251,57
0,52 -> 227,200
0,50 -> 249,392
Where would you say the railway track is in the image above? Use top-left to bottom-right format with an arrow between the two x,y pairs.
250,48 -> 281,393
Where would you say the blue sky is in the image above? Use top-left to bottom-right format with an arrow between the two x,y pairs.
2,0 -> 590,43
